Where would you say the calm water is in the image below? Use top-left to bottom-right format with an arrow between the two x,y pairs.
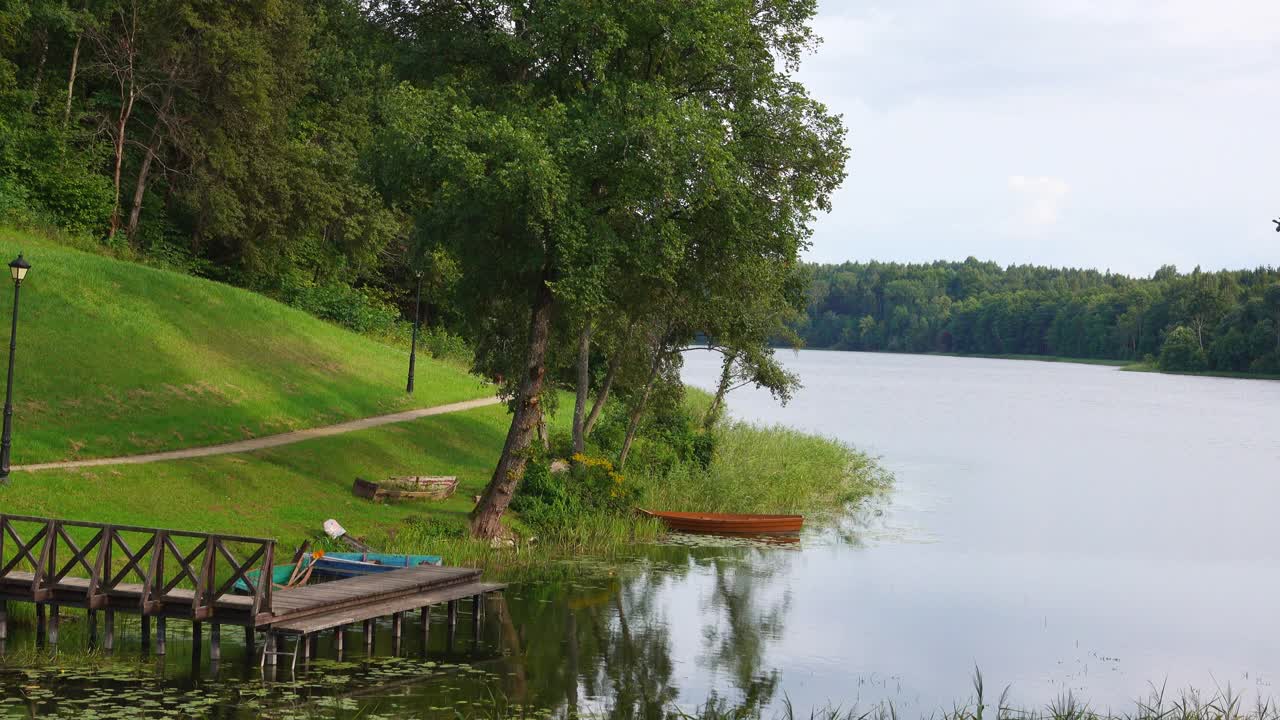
4,350 -> 1280,718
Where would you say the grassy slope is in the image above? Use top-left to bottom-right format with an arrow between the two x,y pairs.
0,226 -> 489,464
0,404 -> 509,546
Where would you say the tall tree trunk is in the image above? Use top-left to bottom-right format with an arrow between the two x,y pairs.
582,319 -> 635,439
617,340 -> 664,471
571,320 -> 592,455
126,130 -> 162,240
107,93 -> 135,242
703,350 -> 736,430
29,31 -> 49,106
470,273 -> 555,539
64,34 -> 81,124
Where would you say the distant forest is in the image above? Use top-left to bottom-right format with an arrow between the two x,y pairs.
796,259 -> 1280,375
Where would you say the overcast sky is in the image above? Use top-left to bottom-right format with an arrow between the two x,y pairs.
796,0 -> 1280,277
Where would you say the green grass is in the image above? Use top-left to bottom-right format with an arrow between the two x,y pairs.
1120,361 -> 1280,381
0,226 -> 489,464
631,421 -> 889,518
935,352 -> 1131,367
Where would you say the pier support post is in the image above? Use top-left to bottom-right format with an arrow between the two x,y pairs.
47,604 -> 59,646
335,624 -> 344,659
86,609 -> 97,650
265,632 -> 277,666
420,606 -> 430,651
0,600 -> 7,641
191,622 -> 202,668
209,624 -> 220,661
104,610 -> 114,652
141,615 -> 151,653
155,616 -> 166,656
300,633 -> 310,662
392,612 -> 403,656
363,619 -> 374,654
35,603 -> 45,646
447,600 -> 458,631
472,595 -> 482,637
244,626 -> 255,656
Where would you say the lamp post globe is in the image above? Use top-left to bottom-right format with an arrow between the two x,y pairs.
0,253 -> 30,481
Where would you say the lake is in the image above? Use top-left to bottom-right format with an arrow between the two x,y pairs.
4,350 -> 1280,718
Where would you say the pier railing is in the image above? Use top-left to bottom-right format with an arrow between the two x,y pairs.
0,514 -> 275,622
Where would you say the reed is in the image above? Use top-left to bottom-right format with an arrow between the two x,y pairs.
633,420 -> 890,518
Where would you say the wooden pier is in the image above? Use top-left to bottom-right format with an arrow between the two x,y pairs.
0,514 -> 504,665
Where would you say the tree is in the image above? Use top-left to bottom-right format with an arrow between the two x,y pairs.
376,0 -> 847,537
1159,326 -> 1208,372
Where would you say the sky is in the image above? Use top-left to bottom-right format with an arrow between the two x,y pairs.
795,0 -> 1280,277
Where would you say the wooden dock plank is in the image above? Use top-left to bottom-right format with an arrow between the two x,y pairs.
271,582 -> 505,635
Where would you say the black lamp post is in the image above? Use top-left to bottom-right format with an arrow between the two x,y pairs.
406,271 -> 423,394
0,253 -> 30,482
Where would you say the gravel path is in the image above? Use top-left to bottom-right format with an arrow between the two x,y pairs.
13,396 -> 502,472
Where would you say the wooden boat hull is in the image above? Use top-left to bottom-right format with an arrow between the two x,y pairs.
641,509 -> 804,536
234,552 -> 443,592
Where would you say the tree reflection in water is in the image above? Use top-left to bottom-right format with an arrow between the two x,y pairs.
502,539 -> 799,720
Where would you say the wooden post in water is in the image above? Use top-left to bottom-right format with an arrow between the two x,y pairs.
35,603 -> 45,646
420,605 -> 430,651
141,615 -> 151,653
264,632 -> 277,666
47,604 -> 59,646
300,633 -> 310,661
155,616 -> 166,655
363,618 -> 374,653
86,609 -> 97,649
447,600 -> 458,631
191,621 -> 202,667
472,594 -> 482,637
244,626 -> 255,656
334,624 -> 344,659
209,624 -> 220,661
103,610 -> 114,651
0,600 -> 7,641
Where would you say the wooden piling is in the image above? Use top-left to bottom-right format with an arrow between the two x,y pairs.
209,623 -> 220,661
141,614 -> 151,652
191,621 -> 202,665
334,624 -> 344,659
420,605 -> 431,649
265,632 -> 277,666
0,600 -> 7,641
35,603 -> 45,646
86,609 -> 97,649
363,618 -> 374,653
104,610 -> 114,651
155,616 -> 166,655
47,604 -> 59,646
244,626 -> 255,656
472,595 -> 482,637
448,600 -> 458,630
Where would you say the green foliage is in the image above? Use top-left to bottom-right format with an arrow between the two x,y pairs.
0,225 -> 485,463
1159,326 -> 1209,372
799,260 -> 1280,376
279,277 -> 402,336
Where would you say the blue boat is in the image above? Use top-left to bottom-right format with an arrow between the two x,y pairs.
234,551 -> 443,593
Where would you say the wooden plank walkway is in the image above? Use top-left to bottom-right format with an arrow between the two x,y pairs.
0,514 -> 506,666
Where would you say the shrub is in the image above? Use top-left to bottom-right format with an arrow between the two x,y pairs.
278,277 -> 401,336
1159,326 -> 1208,372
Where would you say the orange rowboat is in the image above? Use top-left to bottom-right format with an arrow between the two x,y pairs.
641,509 -> 804,536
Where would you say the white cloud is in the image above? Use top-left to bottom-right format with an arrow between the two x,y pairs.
1008,176 -> 1071,230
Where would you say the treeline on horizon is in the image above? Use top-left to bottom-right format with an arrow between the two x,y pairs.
796,259 -> 1280,375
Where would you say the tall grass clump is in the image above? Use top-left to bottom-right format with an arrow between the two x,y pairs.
632,420 -> 889,518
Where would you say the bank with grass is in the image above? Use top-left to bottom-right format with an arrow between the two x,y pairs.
0,226 -> 886,575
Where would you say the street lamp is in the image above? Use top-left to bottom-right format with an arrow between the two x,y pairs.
406,271 -> 423,394
0,253 -> 30,482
